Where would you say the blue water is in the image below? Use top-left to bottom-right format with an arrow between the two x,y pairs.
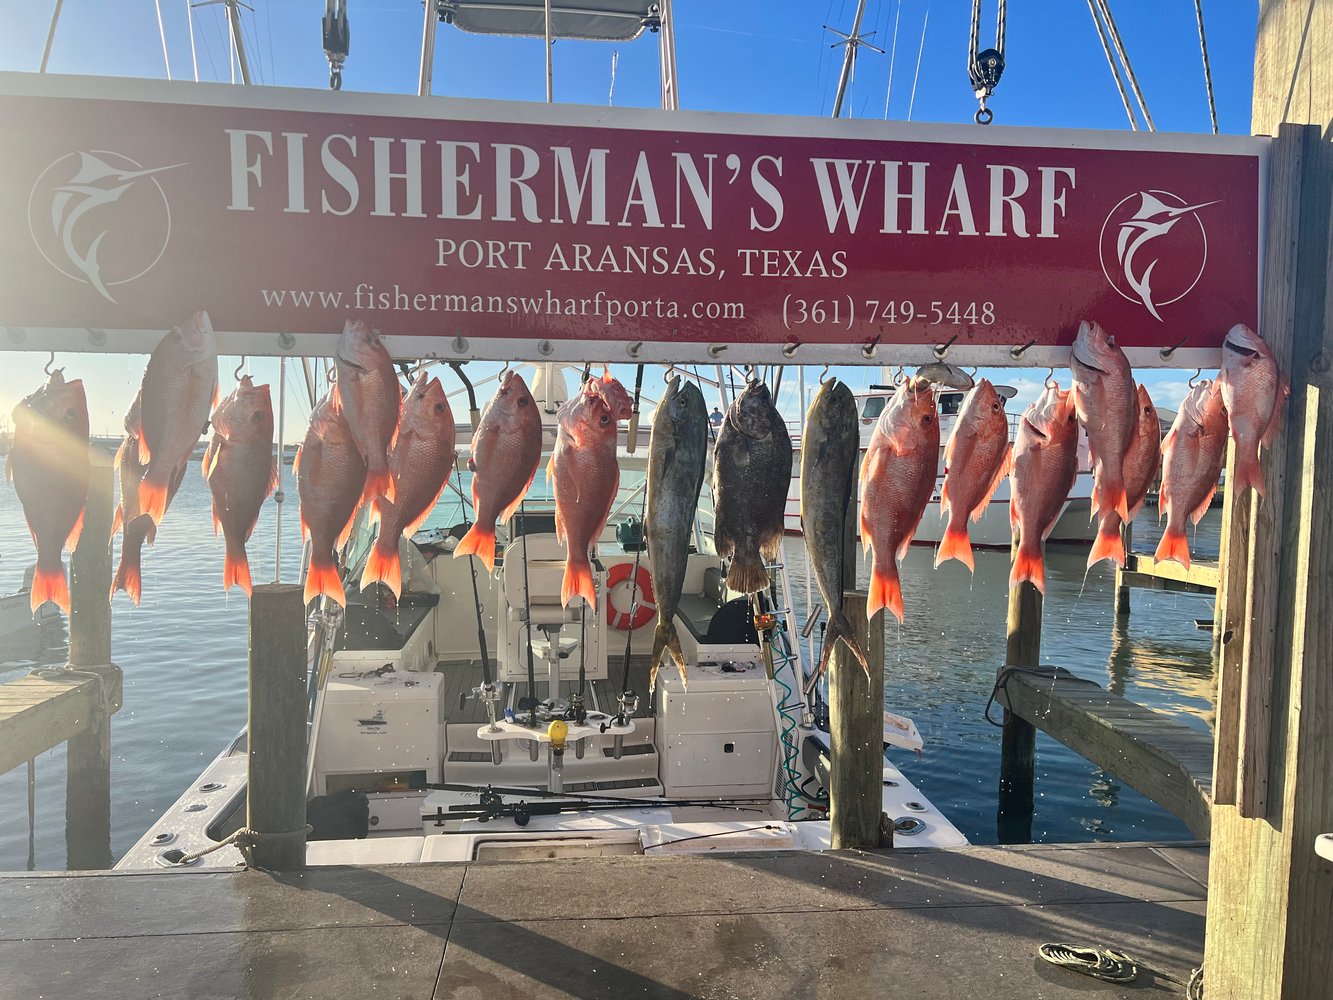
0,461 -> 1218,870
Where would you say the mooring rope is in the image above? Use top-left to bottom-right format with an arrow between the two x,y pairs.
174,824 -> 313,867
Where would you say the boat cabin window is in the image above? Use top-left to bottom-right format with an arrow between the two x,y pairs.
861,397 -> 887,422
939,394 -> 964,416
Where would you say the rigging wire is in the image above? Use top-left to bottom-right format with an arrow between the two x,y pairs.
153,0 -> 173,79
1093,0 -> 1154,130
186,0 -> 200,82
882,0 -> 901,119
906,6 -> 929,122
1193,0 -> 1219,134
1086,0 -> 1137,130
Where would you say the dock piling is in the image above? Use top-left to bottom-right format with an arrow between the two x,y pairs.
247,584 -> 308,869
997,539 -> 1040,844
828,590 -> 889,849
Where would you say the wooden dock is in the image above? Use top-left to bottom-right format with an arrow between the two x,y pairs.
0,665 -> 123,776
994,666 -> 1214,839
0,843 -> 1208,998
1115,553 -> 1219,617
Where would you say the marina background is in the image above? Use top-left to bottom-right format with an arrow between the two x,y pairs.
0,462 -> 1216,871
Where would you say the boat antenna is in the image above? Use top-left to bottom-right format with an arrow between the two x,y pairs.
825,0 -> 885,119
322,0 -> 349,90
967,0 -> 1006,123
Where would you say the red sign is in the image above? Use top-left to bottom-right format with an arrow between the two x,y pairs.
0,73 -> 1265,367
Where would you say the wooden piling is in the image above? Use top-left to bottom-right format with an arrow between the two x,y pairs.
997,540 -> 1041,845
247,584 -> 308,869
65,448 -> 114,870
828,590 -> 888,849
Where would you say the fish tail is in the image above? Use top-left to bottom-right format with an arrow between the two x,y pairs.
360,461 -> 395,506
934,521 -> 975,572
1154,526 -> 1192,569
30,560 -> 70,614
1087,515 -> 1126,569
1009,541 -> 1047,594
138,469 -> 172,525
304,554 -> 347,607
650,619 -> 686,692
222,540 -> 252,596
561,555 -> 596,609
821,609 -> 870,680
725,553 -> 770,594
111,538 -> 145,605
453,521 -> 497,573
1095,476 -> 1130,522
867,562 -> 904,624
359,539 -> 403,599
1232,448 -> 1266,498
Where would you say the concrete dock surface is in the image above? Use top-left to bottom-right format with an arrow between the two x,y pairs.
0,841 -> 1207,999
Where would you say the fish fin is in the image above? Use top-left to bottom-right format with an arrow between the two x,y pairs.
222,543 -> 252,596
820,610 -> 870,679
561,557 -> 596,609
1260,375 -> 1290,448
139,473 -> 171,525
1009,542 -> 1046,594
111,504 -> 123,537
137,435 -> 152,465
1231,449 -> 1264,499
211,507 -> 222,536
1009,495 -> 1020,530
402,474 -> 451,539
938,478 -> 952,520
1189,481 -> 1221,523
971,446 -> 1012,524
725,554 -> 769,595
498,465 -> 541,526
335,507 -> 361,549
1087,514 -> 1126,569
1154,528 -> 1191,569
360,465 -> 394,506
359,540 -> 403,599
305,555 -> 347,607
759,532 -> 783,562
935,522 -> 975,572
202,440 -> 217,481
1092,475 -> 1130,522
267,461 -> 280,497
66,509 -> 85,551
453,522 -> 497,573
30,563 -> 70,615
291,446 -> 302,479
867,562 -> 903,624
111,543 -> 144,605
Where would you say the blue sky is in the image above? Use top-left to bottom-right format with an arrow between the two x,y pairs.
0,1 -> 1255,435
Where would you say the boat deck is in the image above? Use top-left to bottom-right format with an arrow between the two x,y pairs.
2,841 -> 1207,998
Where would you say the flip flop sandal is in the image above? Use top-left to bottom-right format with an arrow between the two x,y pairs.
1038,943 -> 1139,984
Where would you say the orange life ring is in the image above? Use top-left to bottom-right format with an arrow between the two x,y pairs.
606,562 -> 656,631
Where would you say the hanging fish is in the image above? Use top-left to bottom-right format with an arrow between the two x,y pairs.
1010,383 -> 1080,593
549,375 -> 628,607
203,376 -> 277,595
1216,323 -> 1288,497
7,369 -> 90,613
333,319 -> 401,506
800,378 -> 869,677
359,373 -> 456,598
453,370 -> 543,573
296,395 -> 366,607
1071,320 -> 1136,522
861,378 -> 939,622
1155,379 -> 1228,568
1088,384 -> 1161,569
137,311 -> 218,525
937,378 -> 1011,572
112,392 -> 185,605
645,375 -> 708,687
713,379 -> 793,594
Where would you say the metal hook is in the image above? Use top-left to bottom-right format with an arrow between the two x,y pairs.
234,356 -> 247,381
43,352 -> 55,376
1009,339 -> 1037,360
861,334 -> 882,361
933,333 -> 959,360
498,359 -> 512,376
663,363 -> 678,384
1159,337 -> 1188,361
782,339 -> 801,359
893,365 -> 906,386
1188,368 -> 1203,388
1044,367 -> 1057,389
327,366 -> 338,384
966,367 -> 978,379
744,364 -> 758,384
818,364 -> 831,385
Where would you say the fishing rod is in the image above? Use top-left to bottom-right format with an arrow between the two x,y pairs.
447,456 -> 492,688
518,497 -> 539,726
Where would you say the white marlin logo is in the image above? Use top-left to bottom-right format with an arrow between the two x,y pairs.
1102,192 -> 1218,321
29,151 -> 184,303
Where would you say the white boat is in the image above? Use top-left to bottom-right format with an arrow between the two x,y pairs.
118,364 -> 967,870
785,382 -> 1099,547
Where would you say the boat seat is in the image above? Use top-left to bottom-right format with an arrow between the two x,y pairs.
677,566 -> 725,641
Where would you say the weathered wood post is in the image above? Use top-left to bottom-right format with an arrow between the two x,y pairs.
247,584 -> 308,869
65,448 -> 116,870
1204,88 -> 1333,994
996,540 -> 1041,845
828,479 -> 890,848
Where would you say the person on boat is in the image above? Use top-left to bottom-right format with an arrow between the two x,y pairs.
709,406 -> 724,428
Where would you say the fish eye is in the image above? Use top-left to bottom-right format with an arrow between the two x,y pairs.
518,397 -> 528,406
991,402 -> 1000,412
434,402 -> 445,414
65,408 -> 78,420
922,414 -> 932,425
599,413 -> 610,425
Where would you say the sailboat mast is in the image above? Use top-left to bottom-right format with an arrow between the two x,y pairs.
831,0 -> 869,118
